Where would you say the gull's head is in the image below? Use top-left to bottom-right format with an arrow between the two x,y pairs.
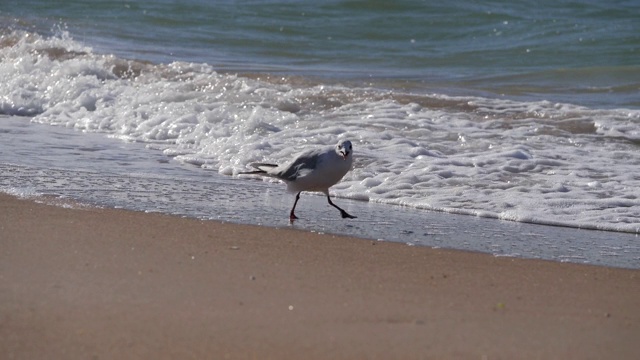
336,140 -> 353,161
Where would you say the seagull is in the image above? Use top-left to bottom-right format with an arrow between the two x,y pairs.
242,139 -> 357,221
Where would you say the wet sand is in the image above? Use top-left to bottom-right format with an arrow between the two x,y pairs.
1,193 -> 639,359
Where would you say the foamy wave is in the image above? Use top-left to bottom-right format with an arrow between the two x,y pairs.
2,29 -> 639,233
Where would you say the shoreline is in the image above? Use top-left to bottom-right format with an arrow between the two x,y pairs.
3,112 -> 640,270
1,193 -> 639,359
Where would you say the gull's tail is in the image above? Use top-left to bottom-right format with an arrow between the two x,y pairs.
238,163 -> 278,175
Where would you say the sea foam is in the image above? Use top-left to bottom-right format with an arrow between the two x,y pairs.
2,29 -> 639,233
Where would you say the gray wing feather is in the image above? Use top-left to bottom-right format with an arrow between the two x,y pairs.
275,150 -> 321,181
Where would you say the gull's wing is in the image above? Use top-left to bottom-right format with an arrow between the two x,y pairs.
274,148 -> 323,181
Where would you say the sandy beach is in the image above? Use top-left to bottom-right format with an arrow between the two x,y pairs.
1,193 -> 638,359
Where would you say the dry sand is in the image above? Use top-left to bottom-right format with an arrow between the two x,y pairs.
1,193 -> 639,359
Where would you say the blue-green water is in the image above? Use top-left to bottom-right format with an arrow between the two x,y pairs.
3,0 -> 639,108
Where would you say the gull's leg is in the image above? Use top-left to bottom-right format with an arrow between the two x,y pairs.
289,192 -> 301,221
326,194 -> 357,219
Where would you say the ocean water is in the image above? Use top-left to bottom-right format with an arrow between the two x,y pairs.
1,1 -> 640,266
